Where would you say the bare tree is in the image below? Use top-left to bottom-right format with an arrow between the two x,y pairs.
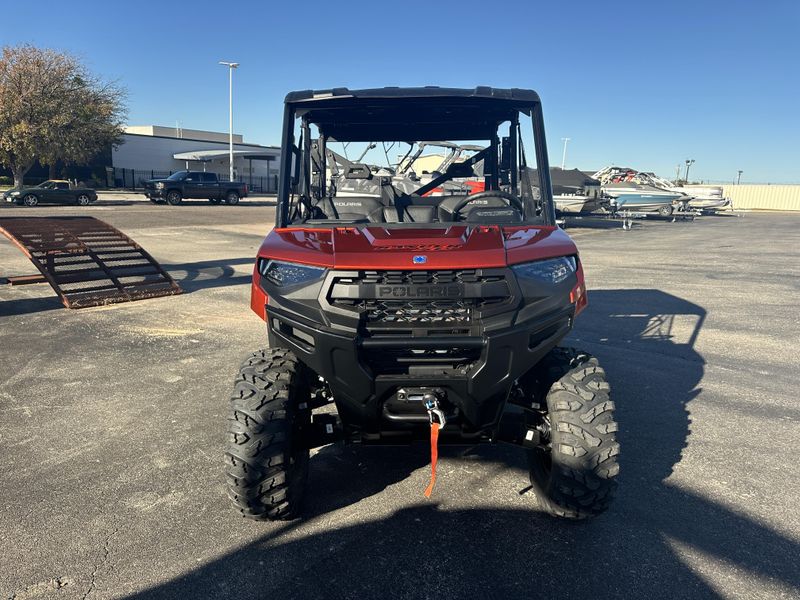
0,45 -> 126,187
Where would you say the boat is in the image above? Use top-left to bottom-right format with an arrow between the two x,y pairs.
593,166 -> 686,215
671,185 -> 731,212
529,168 -> 611,214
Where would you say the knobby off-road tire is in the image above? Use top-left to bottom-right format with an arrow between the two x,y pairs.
225,349 -> 311,520
528,347 -> 620,519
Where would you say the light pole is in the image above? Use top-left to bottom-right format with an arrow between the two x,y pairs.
684,159 -> 695,183
219,61 -> 239,182
675,164 -> 681,183
560,137 -> 570,170
736,170 -> 743,185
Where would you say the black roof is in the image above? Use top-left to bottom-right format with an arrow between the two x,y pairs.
285,86 -> 540,104
283,87 -> 542,142
528,168 -> 600,190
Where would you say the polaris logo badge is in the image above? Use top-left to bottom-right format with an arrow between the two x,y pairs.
377,285 -> 463,298
412,255 -> 427,264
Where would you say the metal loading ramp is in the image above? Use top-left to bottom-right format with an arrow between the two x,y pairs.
0,216 -> 182,308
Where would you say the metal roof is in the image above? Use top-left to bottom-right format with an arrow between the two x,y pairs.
172,149 -> 278,162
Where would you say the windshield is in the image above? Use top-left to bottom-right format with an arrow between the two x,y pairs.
282,116 -> 547,228
166,171 -> 188,181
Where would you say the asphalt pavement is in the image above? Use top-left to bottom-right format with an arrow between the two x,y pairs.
1,202 -> 798,599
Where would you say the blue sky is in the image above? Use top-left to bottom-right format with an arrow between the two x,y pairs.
3,0 -> 799,183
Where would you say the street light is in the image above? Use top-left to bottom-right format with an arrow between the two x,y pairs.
560,137 -> 571,170
219,61 -> 239,182
736,170 -> 743,185
684,159 -> 695,183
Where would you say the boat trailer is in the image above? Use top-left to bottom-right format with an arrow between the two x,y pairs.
0,216 -> 182,308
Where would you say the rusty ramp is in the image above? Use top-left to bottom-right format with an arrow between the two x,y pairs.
0,216 -> 182,308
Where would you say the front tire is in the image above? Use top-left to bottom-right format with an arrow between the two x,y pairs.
166,190 -> 182,205
527,348 -> 619,519
225,349 -> 311,520
23,194 -> 39,207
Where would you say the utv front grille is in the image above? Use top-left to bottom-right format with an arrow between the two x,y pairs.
362,299 -> 471,324
327,268 -> 514,331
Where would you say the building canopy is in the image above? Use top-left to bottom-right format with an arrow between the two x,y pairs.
172,149 -> 277,162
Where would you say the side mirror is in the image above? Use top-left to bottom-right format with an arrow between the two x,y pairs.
289,145 -> 302,187
499,136 -> 512,171
499,136 -> 512,185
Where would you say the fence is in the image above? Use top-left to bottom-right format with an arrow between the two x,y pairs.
110,168 -> 278,194
719,185 -> 800,211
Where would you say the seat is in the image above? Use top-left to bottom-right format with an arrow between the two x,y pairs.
382,205 -> 437,223
437,194 -> 516,221
328,196 -> 385,222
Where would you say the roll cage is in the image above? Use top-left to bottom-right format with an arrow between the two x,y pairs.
276,87 -> 556,227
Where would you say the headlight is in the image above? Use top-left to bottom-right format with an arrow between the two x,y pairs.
511,256 -> 576,284
155,182 -> 165,189
10,191 -> 21,196
259,259 -> 325,287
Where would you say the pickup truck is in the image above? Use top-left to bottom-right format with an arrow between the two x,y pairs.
143,171 -> 248,205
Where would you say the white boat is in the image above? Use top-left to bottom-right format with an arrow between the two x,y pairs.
672,185 -> 731,211
594,167 -> 687,215
554,193 -> 608,214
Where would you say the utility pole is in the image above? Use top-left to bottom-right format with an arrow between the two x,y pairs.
736,170 -> 743,185
560,137 -> 570,170
219,61 -> 239,181
675,164 -> 681,183
684,159 -> 695,183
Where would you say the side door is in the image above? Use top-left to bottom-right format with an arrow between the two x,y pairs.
201,172 -> 219,198
34,182 -> 55,202
52,182 -> 73,204
182,172 -> 204,198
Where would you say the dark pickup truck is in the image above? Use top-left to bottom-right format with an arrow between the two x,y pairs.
144,171 -> 248,205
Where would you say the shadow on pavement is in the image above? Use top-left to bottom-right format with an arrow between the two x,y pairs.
164,257 -> 255,293
0,258 -> 256,317
0,294 -> 63,317
108,289 -> 800,598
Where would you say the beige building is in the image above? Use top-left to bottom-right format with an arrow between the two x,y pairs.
123,125 -> 243,145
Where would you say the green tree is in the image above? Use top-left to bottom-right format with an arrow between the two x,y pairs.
0,44 -> 126,187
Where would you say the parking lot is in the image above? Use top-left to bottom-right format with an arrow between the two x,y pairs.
1,200 -> 799,599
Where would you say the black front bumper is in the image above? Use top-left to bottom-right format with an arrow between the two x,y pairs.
263,267 -> 576,432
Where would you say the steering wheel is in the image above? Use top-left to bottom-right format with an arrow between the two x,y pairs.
451,190 -> 525,219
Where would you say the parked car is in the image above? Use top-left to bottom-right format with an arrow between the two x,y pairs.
143,171 -> 248,205
2,180 -> 98,207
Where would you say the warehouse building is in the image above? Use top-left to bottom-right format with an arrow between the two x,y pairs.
111,125 -> 280,192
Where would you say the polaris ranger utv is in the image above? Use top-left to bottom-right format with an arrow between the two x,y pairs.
226,87 -> 619,520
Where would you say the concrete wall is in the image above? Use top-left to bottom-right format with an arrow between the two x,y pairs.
112,134 -> 280,178
720,185 -> 800,211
